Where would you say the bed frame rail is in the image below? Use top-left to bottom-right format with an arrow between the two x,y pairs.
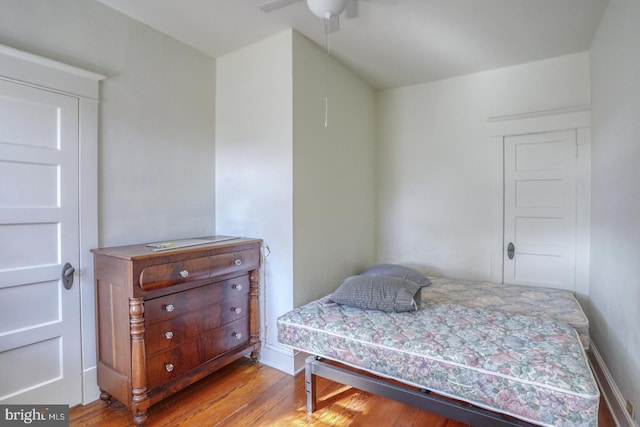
305,356 -> 535,427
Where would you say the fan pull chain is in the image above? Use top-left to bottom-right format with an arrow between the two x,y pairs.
325,97 -> 329,128
324,12 -> 332,128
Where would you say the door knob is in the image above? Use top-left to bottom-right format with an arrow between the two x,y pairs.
62,263 -> 75,290
507,242 -> 515,260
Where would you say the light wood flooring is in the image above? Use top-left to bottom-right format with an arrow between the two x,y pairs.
70,357 -> 615,427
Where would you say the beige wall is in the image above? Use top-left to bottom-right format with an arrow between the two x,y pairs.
0,0 -> 217,247
215,30 -> 376,374
376,53 -> 590,281
0,0 -> 216,403
590,0 -> 640,422
215,30 -> 296,373
292,32 -> 376,307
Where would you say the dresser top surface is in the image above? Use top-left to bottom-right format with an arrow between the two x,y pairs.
91,236 -> 262,261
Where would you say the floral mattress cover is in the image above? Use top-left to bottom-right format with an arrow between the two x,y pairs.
423,276 -> 590,350
278,298 -> 599,427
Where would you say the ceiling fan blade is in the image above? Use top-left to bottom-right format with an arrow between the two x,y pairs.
259,0 -> 301,13
345,0 -> 358,19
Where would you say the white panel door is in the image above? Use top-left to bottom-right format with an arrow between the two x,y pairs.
503,130 -> 577,291
0,78 -> 82,404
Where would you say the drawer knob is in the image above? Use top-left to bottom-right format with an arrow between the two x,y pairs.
232,332 -> 243,340
231,307 -> 242,314
163,304 -> 175,312
164,331 -> 174,340
179,269 -> 189,278
165,363 -> 175,372
234,259 -> 242,266
232,283 -> 243,291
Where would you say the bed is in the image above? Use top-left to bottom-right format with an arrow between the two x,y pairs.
277,271 -> 599,427
423,276 -> 590,350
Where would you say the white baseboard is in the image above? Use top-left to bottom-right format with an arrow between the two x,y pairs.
82,366 -> 100,404
259,341 -> 309,376
589,344 -> 638,427
259,342 -> 298,375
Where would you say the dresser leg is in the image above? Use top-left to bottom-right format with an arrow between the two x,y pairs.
250,350 -> 260,362
132,408 -> 147,427
130,297 -> 150,427
99,389 -> 112,406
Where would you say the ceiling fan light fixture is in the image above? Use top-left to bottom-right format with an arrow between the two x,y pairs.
306,0 -> 348,19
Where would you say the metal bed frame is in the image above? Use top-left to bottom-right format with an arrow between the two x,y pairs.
305,355 -> 536,427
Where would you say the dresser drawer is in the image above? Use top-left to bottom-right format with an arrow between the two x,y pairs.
139,256 -> 210,291
139,248 -> 258,291
146,317 -> 249,390
145,275 -> 249,325
145,295 -> 249,355
208,248 -> 258,278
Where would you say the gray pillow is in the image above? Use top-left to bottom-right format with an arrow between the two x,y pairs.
361,263 -> 431,287
329,275 -> 423,312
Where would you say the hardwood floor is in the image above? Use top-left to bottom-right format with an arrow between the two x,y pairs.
70,357 -> 616,427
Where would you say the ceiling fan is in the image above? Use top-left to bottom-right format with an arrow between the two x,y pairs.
259,0 -> 358,33
259,0 -> 361,127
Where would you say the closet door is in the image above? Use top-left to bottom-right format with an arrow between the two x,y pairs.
503,130 -> 577,291
0,78 -> 82,405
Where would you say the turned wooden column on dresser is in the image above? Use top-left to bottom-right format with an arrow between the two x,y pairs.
91,237 -> 262,426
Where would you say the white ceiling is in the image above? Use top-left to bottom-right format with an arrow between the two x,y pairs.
96,0 -> 608,90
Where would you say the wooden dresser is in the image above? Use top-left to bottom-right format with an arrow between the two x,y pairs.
91,237 -> 261,426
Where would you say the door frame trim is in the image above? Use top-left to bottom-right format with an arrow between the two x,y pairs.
486,107 -> 591,310
78,97 -> 101,403
0,44 -> 105,404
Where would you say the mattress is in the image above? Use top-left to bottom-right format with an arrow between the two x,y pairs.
278,297 -> 599,427
424,276 -> 590,349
